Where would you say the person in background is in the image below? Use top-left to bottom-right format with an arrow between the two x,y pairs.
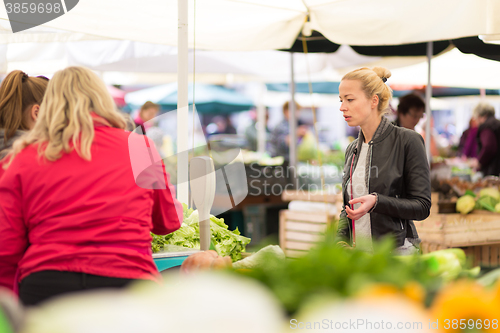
457,118 -> 478,158
244,107 -> 270,151
224,115 -> 237,134
473,102 -> 500,176
337,67 -> 430,255
0,71 -> 48,159
0,66 -> 182,306
134,101 -> 160,129
393,93 -> 425,130
269,101 -> 308,161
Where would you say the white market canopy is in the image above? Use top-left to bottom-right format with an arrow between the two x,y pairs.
386,48 -> 500,90
0,0 -> 499,50
0,1 -> 499,88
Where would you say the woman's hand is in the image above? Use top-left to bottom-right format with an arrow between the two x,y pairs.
345,194 -> 376,220
469,158 -> 479,171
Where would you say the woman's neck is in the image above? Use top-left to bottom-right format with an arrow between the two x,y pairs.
360,115 -> 382,143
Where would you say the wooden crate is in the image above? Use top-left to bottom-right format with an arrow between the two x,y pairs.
281,190 -> 343,215
421,241 -> 500,268
415,210 -> 500,247
279,210 -> 336,258
282,189 -> 342,203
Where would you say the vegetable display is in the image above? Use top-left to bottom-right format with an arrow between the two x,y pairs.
152,204 -> 251,261
456,187 -> 500,214
297,132 -> 345,166
231,232 -> 478,314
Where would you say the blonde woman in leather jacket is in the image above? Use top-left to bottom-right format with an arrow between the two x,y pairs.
336,67 -> 431,255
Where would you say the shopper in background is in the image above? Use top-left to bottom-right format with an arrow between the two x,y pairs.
0,66 -> 182,306
133,101 -> 160,129
269,101 -> 308,161
207,115 -> 237,136
337,67 -> 431,255
244,107 -> 270,152
223,115 -> 237,134
0,71 -> 48,159
393,93 -> 425,130
473,102 -> 500,176
457,118 -> 478,159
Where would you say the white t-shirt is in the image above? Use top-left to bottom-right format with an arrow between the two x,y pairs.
347,142 -> 373,252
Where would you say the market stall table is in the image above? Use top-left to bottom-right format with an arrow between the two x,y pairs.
415,192 -> 500,267
153,244 -> 200,272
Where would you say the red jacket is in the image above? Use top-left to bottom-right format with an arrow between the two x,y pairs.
0,123 -> 182,292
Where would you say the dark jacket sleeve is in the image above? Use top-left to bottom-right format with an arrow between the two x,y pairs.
372,131 -> 431,221
477,128 -> 497,167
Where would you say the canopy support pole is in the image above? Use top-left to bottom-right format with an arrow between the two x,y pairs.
289,52 -> 298,189
257,83 -> 267,153
177,0 -> 189,205
425,42 -> 433,165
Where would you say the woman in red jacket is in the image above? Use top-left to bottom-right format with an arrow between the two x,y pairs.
0,66 -> 183,306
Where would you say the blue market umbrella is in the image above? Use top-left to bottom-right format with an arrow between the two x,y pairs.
266,82 -> 500,97
125,83 -> 253,114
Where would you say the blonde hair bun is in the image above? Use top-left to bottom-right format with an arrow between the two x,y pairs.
372,67 -> 392,81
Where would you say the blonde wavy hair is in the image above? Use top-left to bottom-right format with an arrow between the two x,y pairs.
342,67 -> 393,115
6,66 -> 127,167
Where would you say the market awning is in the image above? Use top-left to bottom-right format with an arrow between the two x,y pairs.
1,0 -> 499,50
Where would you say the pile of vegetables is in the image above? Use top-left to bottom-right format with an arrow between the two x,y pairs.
456,187 -> 500,214
297,132 -> 344,166
231,232 -> 479,314
151,204 -> 251,261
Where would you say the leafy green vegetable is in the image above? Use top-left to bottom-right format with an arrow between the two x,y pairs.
420,250 -> 463,282
464,190 -> 476,198
476,195 -> 497,212
477,267 -> 500,287
182,203 -> 194,220
473,187 -> 500,212
297,132 -> 319,162
233,245 -> 285,270
456,195 -> 475,214
151,204 -> 251,261
231,233 -> 446,314
479,187 -> 500,202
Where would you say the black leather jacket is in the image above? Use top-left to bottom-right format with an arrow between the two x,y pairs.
337,117 -> 431,248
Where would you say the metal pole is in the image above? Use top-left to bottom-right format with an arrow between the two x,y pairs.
480,88 -> 486,99
425,42 -> 433,165
177,0 -> 189,205
257,83 -> 266,153
289,52 -> 298,189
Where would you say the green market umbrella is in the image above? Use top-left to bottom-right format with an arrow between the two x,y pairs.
125,83 -> 254,114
